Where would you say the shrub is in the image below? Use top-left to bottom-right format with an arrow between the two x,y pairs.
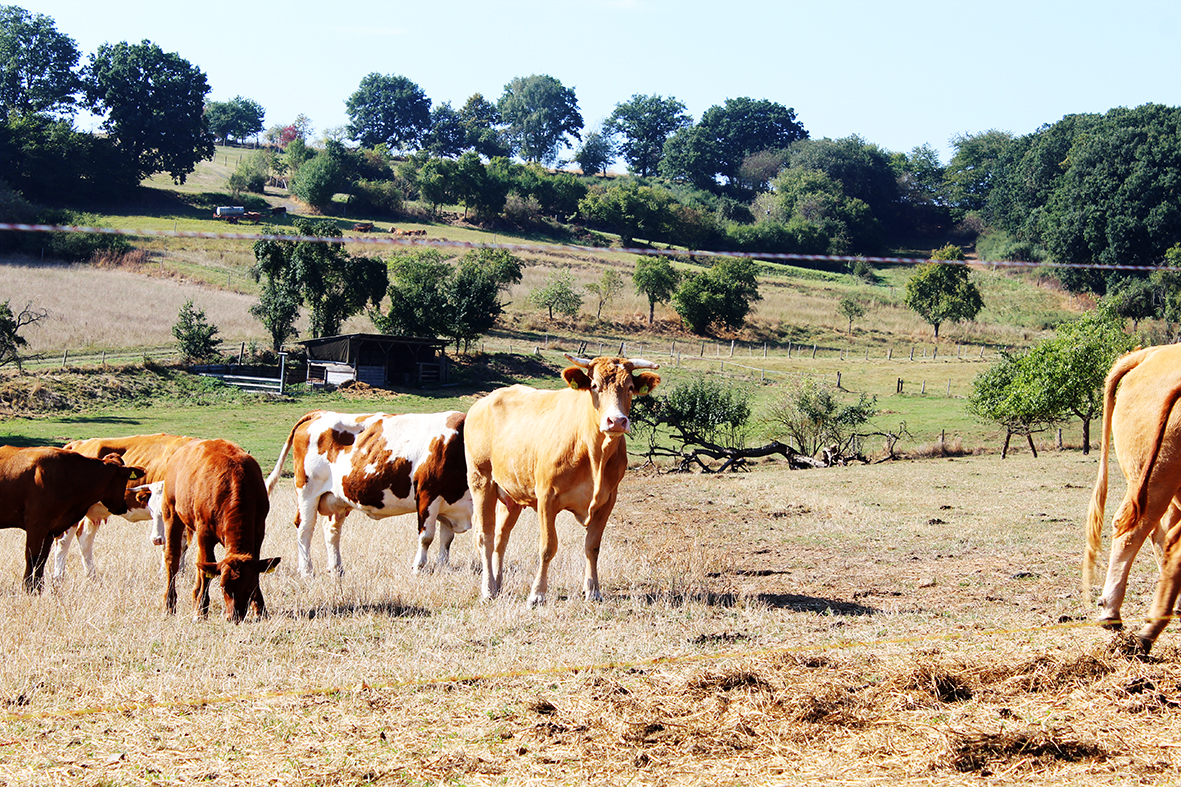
172,300 -> 221,362
763,376 -> 878,457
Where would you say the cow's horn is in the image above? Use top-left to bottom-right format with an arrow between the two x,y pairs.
563,353 -> 592,367
627,358 -> 660,369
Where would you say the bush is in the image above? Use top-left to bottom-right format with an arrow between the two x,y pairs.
763,376 -> 878,457
172,300 -> 221,362
228,151 -> 270,194
350,179 -> 404,216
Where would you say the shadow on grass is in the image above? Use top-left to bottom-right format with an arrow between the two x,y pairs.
627,589 -> 878,615
286,598 -> 432,620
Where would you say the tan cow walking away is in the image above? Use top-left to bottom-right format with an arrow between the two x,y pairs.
465,355 -> 660,605
1084,344 -> 1181,653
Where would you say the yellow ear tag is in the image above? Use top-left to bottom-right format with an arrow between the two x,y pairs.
637,385 -> 650,396
203,569 -> 216,579
264,563 -> 278,574
568,379 -> 581,390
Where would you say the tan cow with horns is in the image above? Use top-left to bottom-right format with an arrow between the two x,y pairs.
1084,344 -> 1181,653
465,354 -> 660,605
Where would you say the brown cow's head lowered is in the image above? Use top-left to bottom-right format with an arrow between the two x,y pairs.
562,355 -> 661,434
198,554 -> 281,622
97,454 -> 145,516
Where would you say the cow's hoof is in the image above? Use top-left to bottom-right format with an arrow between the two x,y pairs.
526,593 -> 546,608
1107,631 -> 1153,659
1099,617 -> 1125,631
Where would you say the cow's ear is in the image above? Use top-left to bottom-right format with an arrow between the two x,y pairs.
633,371 -> 661,397
127,467 -> 145,480
102,454 -> 126,467
198,561 -> 220,578
562,366 -> 592,390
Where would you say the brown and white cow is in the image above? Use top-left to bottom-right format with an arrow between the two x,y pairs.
1084,344 -> 1181,653
265,410 -> 472,577
0,446 -> 144,591
53,433 -> 197,579
465,355 -> 660,605
162,438 -> 280,622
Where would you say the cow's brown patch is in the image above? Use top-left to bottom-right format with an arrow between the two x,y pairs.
343,421 -> 414,510
416,418 -> 469,511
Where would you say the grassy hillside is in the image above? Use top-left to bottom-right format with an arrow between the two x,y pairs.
0,147 -> 1122,455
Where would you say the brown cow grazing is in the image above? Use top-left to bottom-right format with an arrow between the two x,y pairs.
53,433 -> 197,580
162,439 -> 279,622
0,447 -> 144,591
465,355 -> 660,605
265,410 -> 472,577
1084,344 -> 1181,653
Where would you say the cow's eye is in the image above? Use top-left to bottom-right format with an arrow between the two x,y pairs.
590,381 -> 601,392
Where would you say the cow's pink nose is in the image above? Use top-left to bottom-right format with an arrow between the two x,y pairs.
605,415 -> 630,433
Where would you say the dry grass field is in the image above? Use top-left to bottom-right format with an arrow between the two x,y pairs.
0,450 -> 1176,785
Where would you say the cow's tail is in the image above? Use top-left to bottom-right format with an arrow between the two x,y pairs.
265,412 -> 318,495
1083,348 -> 1152,596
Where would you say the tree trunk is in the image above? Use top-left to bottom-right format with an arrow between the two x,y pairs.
648,300 -> 655,325
1081,417 -> 1091,455
1002,430 -> 1012,458
1026,433 -> 1039,458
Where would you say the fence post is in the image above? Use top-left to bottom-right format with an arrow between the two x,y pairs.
888,347 -> 893,360
618,341 -> 625,355
947,379 -> 951,396
61,349 -> 67,369
897,378 -> 903,393
278,352 -> 288,396
763,342 -> 767,358
729,340 -> 735,357
921,380 -> 926,394
700,341 -> 705,357
238,342 -> 245,364
812,344 -> 817,359
910,346 -> 915,361
787,342 -> 792,358
836,371 -> 842,388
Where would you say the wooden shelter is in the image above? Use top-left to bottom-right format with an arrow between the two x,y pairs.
299,333 -> 449,388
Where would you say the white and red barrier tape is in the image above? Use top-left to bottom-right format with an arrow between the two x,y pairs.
0,222 -> 1170,272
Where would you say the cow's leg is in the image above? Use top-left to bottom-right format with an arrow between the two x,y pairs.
435,523 -> 457,569
192,533 -> 217,620
470,471 -> 500,599
296,494 -> 319,577
582,490 -> 619,602
323,512 -> 346,577
163,511 -> 184,615
413,500 -> 442,574
250,586 -> 268,619
50,523 -> 79,582
75,519 -> 99,580
492,501 -> 523,595
1137,512 -> 1181,651
1097,496 -> 1154,628
528,495 -> 561,607
24,528 -> 53,593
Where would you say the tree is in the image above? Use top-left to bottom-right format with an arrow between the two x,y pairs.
633,256 -> 681,324
584,269 -> 624,319
789,135 -> 899,220
345,73 -> 431,152
422,101 -> 466,158
661,97 -> 807,190
204,95 -> 265,145
172,300 -> 220,362
1020,308 -> 1136,453
942,129 -> 1014,220
288,148 -> 344,212
0,299 -> 47,371
764,376 -> 878,458
0,6 -> 81,116
571,129 -> 614,176
446,248 -> 523,352
372,249 -> 453,338
252,218 -> 387,338
672,258 -> 761,334
838,295 -> 866,334
578,180 -> 676,246
459,92 -> 509,158
249,275 -> 300,352
84,40 -> 215,183
966,350 -> 1056,458
497,74 -> 583,165
530,268 -> 582,319
1105,275 -> 1159,330
605,94 -> 691,177
903,247 -> 983,337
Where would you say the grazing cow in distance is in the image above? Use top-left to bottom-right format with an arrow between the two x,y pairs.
53,433 -> 197,580
1084,344 -> 1181,653
162,439 -> 279,622
0,447 -> 144,591
464,355 -> 660,606
265,410 -> 472,577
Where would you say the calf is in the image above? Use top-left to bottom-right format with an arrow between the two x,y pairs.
54,433 -> 196,580
266,410 -> 472,576
0,447 -> 144,591
162,439 -> 279,622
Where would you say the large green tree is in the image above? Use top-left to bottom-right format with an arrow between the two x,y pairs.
84,39 -> 215,183
672,258 -> 761,334
942,129 -> 1014,221
205,95 -> 265,145
497,74 -> 582,165
345,73 -> 431,152
252,218 -> 387,338
458,92 -> 509,158
0,6 -> 81,115
605,94 -> 691,177
660,97 -> 807,190
903,246 -> 983,337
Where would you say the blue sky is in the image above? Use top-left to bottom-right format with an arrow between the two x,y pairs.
26,0 -> 1181,167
